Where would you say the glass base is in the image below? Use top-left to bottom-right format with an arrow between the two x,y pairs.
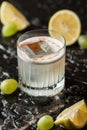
19,78 -> 65,97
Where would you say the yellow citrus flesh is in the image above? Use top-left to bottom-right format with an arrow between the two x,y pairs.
0,1 -> 30,30
55,99 -> 87,129
48,9 -> 81,46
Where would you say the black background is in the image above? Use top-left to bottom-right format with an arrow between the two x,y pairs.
0,0 -> 87,130
0,0 -> 87,33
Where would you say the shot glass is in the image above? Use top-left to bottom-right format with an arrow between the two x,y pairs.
17,29 -> 66,97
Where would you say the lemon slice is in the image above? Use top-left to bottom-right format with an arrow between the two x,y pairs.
48,9 -> 81,46
0,1 -> 30,30
55,99 -> 87,129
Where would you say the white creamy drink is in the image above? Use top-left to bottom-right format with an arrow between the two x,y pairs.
17,36 -> 65,97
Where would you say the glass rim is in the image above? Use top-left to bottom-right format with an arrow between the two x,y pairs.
17,29 -> 66,64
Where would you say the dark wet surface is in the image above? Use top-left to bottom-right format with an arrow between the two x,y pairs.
0,0 -> 87,130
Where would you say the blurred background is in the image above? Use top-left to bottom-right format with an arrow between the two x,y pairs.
0,0 -> 87,34
0,0 -> 87,130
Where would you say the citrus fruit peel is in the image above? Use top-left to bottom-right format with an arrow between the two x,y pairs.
55,99 -> 87,129
0,1 -> 30,31
48,9 -> 81,46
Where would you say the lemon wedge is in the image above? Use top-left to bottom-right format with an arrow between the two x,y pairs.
48,9 -> 81,46
0,1 -> 30,30
55,99 -> 87,129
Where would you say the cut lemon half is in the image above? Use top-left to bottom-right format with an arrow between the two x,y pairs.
55,99 -> 87,129
0,1 -> 30,30
48,9 -> 81,46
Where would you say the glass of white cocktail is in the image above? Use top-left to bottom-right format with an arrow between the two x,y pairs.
17,29 -> 66,97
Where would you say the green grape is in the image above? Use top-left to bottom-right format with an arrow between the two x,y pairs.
37,115 -> 54,130
0,79 -> 18,94
78,35 -> 87,49
2,22 -> 18,37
